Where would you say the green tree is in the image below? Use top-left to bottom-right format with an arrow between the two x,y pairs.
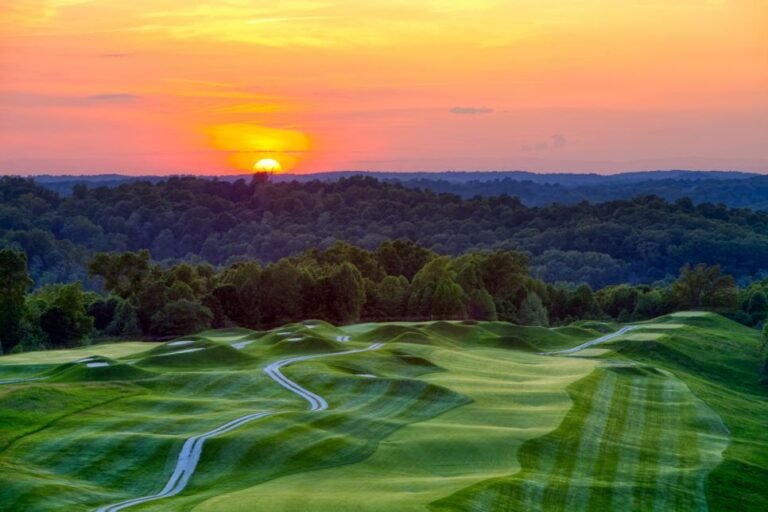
375,240 -> 436,280
363,275 -> 409,319
633,289 -> 670,320
408,257 -> 458,317
466,288 -> 497,321
671,263 -> 739,310
747,291 -> 768,326
105,299 -> 141,336
568,284 -> 596,319
88,250 -> 151,299
257,259 -> 305,326
431,279 -> 466,319
36,283 -> 94,347
0,249 -> 33,353
150,300 -> 213,336
596,284 -> 642,319
319,262 -> 366,323
517,292 -> 549,326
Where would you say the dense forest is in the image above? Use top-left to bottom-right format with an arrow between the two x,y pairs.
34,170 -> 768,210
4,175 -> 768,291
391,175 -> 768,209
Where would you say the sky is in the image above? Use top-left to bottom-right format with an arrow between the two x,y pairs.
0,0 -> 766,175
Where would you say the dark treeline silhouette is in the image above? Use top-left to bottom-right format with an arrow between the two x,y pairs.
2,243 -> 761,354
4,175 -> 768,290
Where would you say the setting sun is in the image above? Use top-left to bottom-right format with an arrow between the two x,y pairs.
254,158 -> 282,173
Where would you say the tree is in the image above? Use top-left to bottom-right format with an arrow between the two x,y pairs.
596,285 -> 642,319
88,250 -> 151,299
431,279 -> 466,319
747,291 -> 768,326
633,289 -> 671,320
517,292 -> 549,326
467,288 -> 497,321
319,262 -> 366,324
567,284 -> 596,319
105,299 -> 141,336
36,283 -> 94,347
375,240 -> 435,280
408,257 -> 458,317
257,259 -> 305,326
150,300 -> 213,336
0,249 -> 33,353
670,263 -> 739,310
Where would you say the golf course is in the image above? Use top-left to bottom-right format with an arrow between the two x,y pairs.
0,312 -> 766,511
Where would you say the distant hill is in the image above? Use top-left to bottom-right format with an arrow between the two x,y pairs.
27,170 -> 768,209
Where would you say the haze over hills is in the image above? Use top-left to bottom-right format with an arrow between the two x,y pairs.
26,170 -> 768,210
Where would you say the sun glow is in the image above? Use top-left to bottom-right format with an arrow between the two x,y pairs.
254,158 -> 282,173
208,124 -> 311,173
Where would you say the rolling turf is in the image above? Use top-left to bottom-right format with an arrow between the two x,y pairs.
0,314 -> 765,511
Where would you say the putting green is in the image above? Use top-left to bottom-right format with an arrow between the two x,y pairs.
0,315 -> 765,511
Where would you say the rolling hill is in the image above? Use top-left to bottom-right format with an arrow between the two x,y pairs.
0,313 -> 765,511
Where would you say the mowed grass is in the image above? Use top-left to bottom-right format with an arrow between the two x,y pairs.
192,325 -> 598,511
0,315 -> 766,511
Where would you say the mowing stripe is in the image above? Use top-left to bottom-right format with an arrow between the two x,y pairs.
520,438 -> 560,509
96,341 -> 383,511
587,374 -> 633,511
563,371 -> 617,510
652,379 -> 684,511
610,379 -> 648,511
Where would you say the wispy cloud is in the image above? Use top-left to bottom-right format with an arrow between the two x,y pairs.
1,92 -> 138,108
85,93 -> 138,103
522,134 -> 568,151
450,106 -> 493,115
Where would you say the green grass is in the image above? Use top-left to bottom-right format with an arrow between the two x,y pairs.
0,314 -> 765,511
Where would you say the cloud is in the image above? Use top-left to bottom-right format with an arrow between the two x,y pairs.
84,94 -> 138,103
1,92 -> 139,108
521,142 -> 549,151
522,133 -> 567,151
551,133 -> 567,148
450,106 -> 493,115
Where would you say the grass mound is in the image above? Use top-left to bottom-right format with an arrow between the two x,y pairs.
356,324 -> 426,343
268,336 -> 342,355
50,358 -> 155,382
137,344 -> 251,368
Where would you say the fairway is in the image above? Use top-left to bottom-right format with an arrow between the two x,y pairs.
0,315 -> 766,511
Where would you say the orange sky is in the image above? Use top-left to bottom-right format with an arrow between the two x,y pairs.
1,0 -> 766,174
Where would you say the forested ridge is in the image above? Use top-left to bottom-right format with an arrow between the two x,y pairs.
3,175 -> 768,289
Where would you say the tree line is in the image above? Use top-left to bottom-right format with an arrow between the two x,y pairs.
0,242 -> 756,354
5,175 -> 768,290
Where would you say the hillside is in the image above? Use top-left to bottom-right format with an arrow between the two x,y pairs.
0,313 -> 765,511
31,171 -> 768,210
5,175 -> 768,289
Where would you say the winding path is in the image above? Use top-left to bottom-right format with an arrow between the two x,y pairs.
96,341 -> 383,512
543,326 -> 637,356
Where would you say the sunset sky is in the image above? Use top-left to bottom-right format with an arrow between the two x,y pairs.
1,1 -> 766,175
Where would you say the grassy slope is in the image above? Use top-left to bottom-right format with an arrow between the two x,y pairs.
0,315 -> 765,511
192,324 -> 598,511
609,312 -> 768,511
429,312 -> 767,512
